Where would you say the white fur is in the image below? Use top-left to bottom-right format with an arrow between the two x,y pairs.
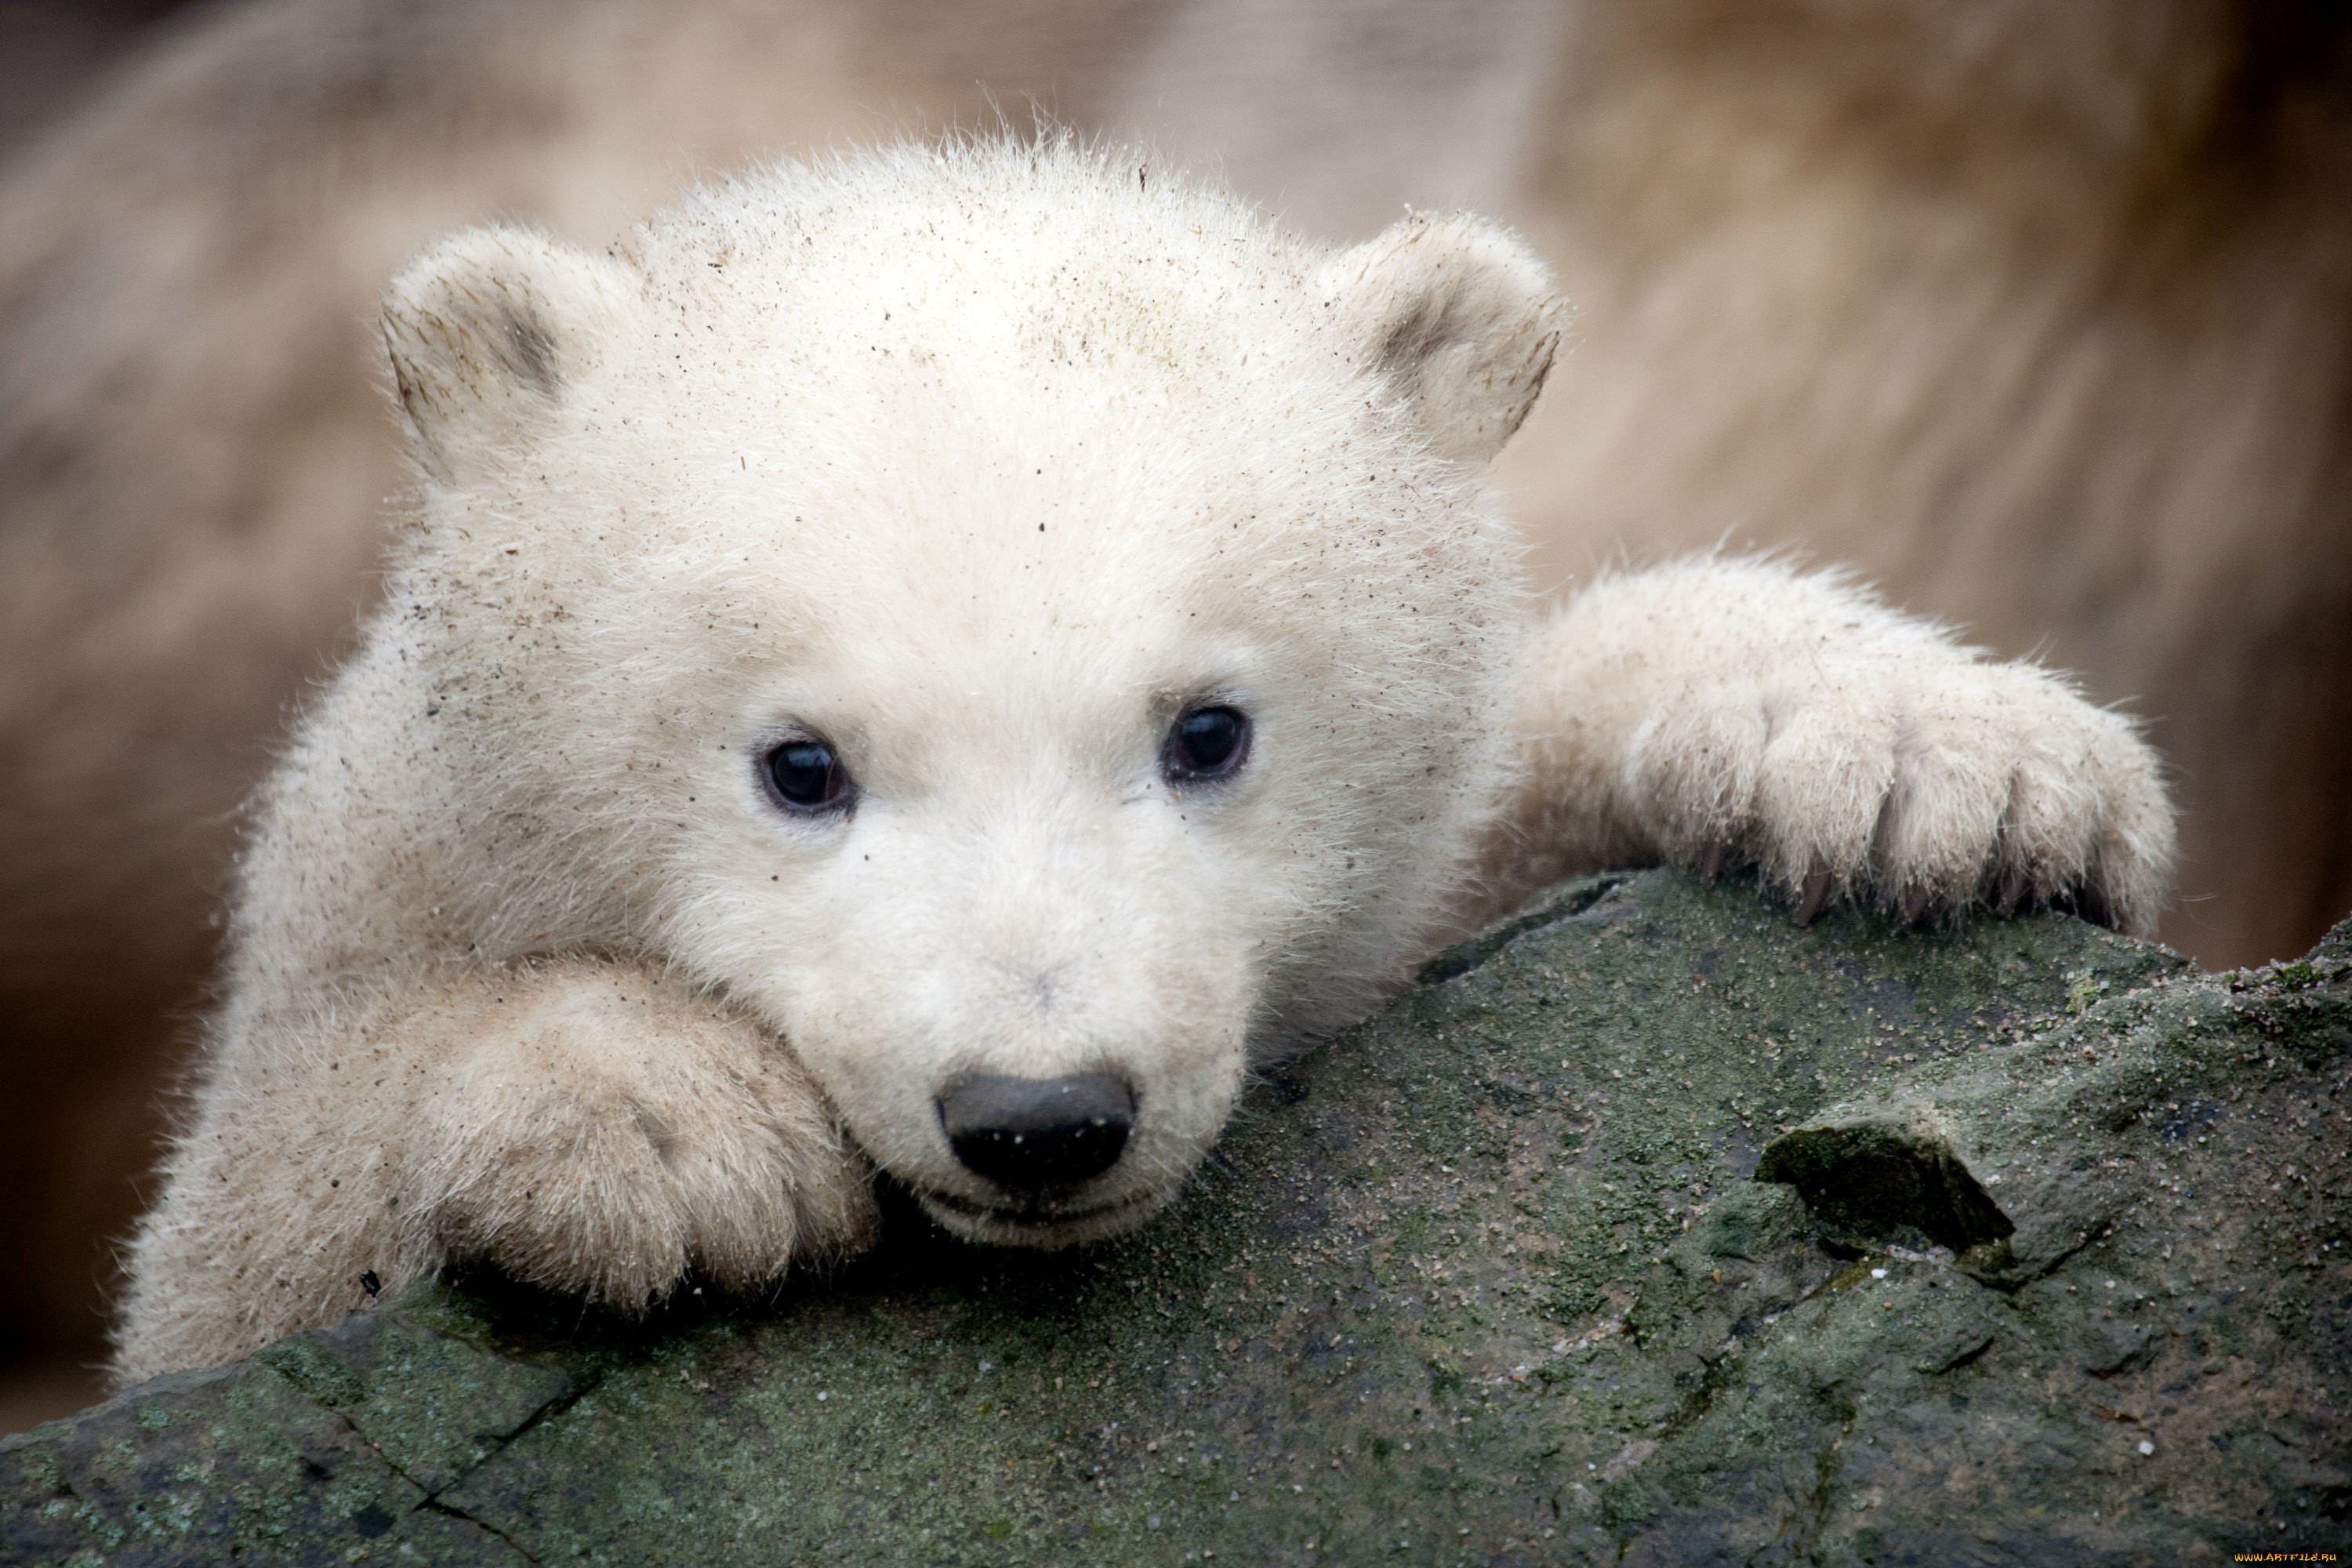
114,139 -> 2172,1383
1489,557 -> 2174,934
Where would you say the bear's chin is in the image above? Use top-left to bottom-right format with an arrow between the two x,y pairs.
913,1181 -> 1178,1250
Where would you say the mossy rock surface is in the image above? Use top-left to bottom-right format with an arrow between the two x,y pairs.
6,870 -> 2348,1565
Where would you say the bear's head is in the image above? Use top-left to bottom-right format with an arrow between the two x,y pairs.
377,142 -> 1560,1246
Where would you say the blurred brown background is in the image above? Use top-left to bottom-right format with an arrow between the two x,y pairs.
3,0 -> 2347,1432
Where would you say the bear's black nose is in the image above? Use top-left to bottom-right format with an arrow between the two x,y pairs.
938,1074 -> 1135,1193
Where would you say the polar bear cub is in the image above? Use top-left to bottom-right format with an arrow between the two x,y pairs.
114,140 -> 2172,1381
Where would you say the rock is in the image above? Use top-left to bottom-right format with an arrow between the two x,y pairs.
4,869 -> 2347,1564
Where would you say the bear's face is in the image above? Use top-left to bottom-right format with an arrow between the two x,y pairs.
379,147 -> 1560,1244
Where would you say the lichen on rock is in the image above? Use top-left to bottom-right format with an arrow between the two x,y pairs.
5,870 -> 2346,1564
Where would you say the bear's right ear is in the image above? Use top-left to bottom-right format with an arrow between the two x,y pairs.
379,227 -> 636,485
1320,212 -> 1564,466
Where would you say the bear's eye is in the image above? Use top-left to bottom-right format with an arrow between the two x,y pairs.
763,737 -> 854,813
1163,704 -> 1250,785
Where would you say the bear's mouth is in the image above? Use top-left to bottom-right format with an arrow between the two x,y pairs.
916,1183 -> 1166,1247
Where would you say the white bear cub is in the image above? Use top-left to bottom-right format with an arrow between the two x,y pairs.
115,139 -> 2172,1381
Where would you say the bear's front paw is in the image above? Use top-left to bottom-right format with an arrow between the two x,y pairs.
1625,654 -> 2172,935
410,966 -> 877,1309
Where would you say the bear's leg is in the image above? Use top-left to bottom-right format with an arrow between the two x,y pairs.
111,959 -> 876,1385
1474,555 -> 2175,934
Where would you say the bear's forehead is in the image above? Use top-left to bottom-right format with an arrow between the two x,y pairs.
547,391 -> 1461,728
582,244 -> 1413,606
647,445 -> 1394,669
521,151 -> 1497,701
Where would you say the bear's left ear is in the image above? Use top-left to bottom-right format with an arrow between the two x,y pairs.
1321,212 -> 1564,464
379,226 -> 638,485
